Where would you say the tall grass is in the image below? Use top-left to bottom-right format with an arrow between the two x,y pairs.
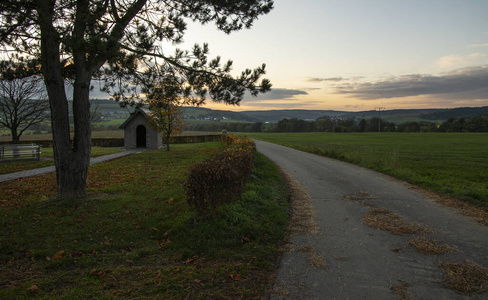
244,132 -> 488,207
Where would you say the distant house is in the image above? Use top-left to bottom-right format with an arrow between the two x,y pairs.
119,108 -> 162,149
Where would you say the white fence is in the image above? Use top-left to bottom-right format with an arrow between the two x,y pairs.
0,144 -> 42,161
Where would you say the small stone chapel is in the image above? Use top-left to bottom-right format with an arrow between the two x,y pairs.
119,108 -> 162,149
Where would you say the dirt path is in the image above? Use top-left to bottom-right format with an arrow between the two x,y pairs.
255,140 -> 488,300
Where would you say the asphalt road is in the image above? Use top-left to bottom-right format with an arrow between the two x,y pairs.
255,140 -> 488,300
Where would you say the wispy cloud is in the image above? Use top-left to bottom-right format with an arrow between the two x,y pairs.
335,65 -> 488,100
302,87 -> 322,92
344,104 -> 366,109
437,53 -> 487,69
307,77 -> 344,82
243,88 -> 308,102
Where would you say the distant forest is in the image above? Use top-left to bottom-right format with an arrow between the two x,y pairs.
185,115 -> 488,133
420,106 -> 488,121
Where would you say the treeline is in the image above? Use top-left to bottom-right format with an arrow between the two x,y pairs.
420,106 -> 488,120
185,121 -> 270,133
185,115 -> 488,133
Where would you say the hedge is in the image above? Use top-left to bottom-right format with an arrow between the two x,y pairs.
185,135 -> 255,222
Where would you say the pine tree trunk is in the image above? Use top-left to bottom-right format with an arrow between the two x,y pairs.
39,2 -> 91,200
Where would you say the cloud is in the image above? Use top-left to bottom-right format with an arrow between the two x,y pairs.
307,77 -> 344,82
301,87 -> 322,92
335,65 -> 488,100
437,53 -> 487,69
243,88 -> 308,102
344,104 -> 366,109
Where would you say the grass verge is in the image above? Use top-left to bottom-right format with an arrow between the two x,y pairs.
0,142 -> 289,299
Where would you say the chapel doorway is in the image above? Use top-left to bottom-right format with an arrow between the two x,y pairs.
136,125 -> 147,148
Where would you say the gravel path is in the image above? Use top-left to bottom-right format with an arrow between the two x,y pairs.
255,140 -> 488,300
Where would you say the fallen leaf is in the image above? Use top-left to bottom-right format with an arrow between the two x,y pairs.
27,285 -> 38,293
53,251 -> 64,260
159,238 -> 171,248
241,236 -> 251,245
234,274 -> 242,281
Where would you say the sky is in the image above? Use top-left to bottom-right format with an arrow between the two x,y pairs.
173,0 -> 488,112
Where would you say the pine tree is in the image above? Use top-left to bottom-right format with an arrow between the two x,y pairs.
0,0 -> 272,199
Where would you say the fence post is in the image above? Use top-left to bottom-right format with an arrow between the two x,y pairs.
13,144 -> 19,158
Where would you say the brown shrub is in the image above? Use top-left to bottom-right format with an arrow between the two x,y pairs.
221,134 -> 256,149
185,135 -> 255,221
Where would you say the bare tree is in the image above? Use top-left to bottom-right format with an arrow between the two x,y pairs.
0,75 -> 49,143
68,99 -> 103,129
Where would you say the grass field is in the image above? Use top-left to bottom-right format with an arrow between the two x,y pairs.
0,142 -> 289,298
242,132 -> 488,207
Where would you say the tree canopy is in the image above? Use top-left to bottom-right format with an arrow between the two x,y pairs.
0,0 -> 272,105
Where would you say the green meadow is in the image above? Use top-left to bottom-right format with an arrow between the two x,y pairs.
244,132 -> 488,207
0,142 -> 288,299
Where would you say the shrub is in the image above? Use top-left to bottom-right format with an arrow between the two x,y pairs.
185,135 -> 255,222
221,133 -> 256,149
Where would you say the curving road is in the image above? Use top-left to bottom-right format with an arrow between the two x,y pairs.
255,140 -> 488,300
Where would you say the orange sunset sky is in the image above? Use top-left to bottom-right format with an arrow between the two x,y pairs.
180,0 -> 488,112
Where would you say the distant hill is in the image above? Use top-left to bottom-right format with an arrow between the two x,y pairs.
89,99 -> 488,124
419,107 -> 488,120
241,107 -> 488,123
183,106 -> 257,122
240,110 -> 345,123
